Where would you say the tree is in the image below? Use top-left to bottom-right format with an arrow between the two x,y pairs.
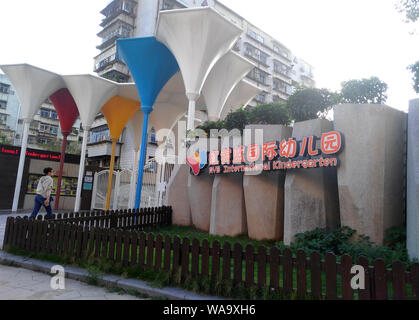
341,77 -> 388,104
247,102 -> 292,126
66,141 -> 82,155
286,87 -> 341,122
223,107 -> 250,133
397,0 -> 419,23
408,61 -> 419,94
0,133 -> 13,146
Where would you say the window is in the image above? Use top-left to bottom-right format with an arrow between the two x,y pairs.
122,0 -> 134,14
244,43 -> 268,65
0,114 -> 7,122
40,109 -> 51,118
248,30 -> 264,44
37,138 -> 50,145
0,83 -> 10,94
39,123 -> 58,136
90,128 -> 110,143
248,68 -> 269,85
102,23 -> 132,43
0,100 -> 7,110
50,111 -> 58,120
256,93 -> 266,103
273,45 -> 290,59
274,60 -> 291,77
273,79 -> 286,92
273,78 -> 292,94
149,128 -> 157,144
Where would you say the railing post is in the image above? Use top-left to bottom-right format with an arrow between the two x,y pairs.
110,211 -> 117,229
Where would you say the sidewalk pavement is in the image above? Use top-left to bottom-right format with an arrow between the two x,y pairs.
0,213 -> 224,301
0,264 -> 141,300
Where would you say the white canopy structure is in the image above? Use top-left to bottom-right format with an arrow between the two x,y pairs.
156,7 -> 242,130
0,64 -> 65,212
63,75 -> 118,212
202,51 -> 255,121
220,79 -> 262,120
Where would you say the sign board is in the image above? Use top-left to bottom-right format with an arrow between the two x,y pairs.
187,131 -> 344,176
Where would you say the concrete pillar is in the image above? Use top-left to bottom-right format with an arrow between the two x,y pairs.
134,0 -> 160,37
284,119 -> 340,245
244,125 -> 292,241
167,164 -> 192,226
188,171 -> 214,232
188,137 -> 220,232
335,104 -> 407,245
407,99 -> 419,260
210,135 -> 247,237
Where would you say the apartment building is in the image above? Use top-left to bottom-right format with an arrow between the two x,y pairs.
0,74 -> 20,144
94,0 -> 316,100
92,0 -> 316,170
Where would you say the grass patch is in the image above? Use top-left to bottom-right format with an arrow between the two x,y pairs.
142,225 -> 278,250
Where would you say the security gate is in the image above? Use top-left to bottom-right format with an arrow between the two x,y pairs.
91,158 -> 174,210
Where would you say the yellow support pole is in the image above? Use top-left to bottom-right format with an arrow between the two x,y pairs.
105,138 -> 118,211
101,96 -> 141,212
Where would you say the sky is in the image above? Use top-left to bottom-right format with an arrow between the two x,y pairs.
0,0 -> 418,112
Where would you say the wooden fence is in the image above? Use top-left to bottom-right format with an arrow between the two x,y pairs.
3,215 -> 418,300
29,207 -> 172,230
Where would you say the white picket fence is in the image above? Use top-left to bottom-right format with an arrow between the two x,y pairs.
90,158 -> 174,211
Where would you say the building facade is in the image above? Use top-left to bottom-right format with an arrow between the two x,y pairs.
92,0 -> 316,171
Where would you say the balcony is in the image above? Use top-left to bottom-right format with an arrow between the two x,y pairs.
100,0 -> 137,27
94,55 -> 122,73
244,42 -> 270,68
97,22 -> 133,50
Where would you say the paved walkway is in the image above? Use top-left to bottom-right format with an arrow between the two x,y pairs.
0,264 -> 141,300
0,214 -> 143,301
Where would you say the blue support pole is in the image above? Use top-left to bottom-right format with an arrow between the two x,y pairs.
135,111 -> 150,209
117,37 -> 179,210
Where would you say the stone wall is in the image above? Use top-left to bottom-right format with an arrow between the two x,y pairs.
284,119 -> 340,245
167,164 -> 192,226
210,135 -> 247,237
334,104 -> 406,245
243,125 -> 292,241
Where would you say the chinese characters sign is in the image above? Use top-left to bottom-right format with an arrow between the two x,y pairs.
187,131 -> 344,176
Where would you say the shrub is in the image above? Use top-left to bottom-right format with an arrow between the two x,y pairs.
290,226 -> 411,268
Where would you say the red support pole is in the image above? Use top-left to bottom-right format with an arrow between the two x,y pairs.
55,133 -> 68,210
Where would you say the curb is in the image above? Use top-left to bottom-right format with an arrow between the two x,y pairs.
0,251 -> 224,301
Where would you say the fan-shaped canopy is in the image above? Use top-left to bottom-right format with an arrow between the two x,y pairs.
117,36 -> 179,113
49,88 -> 80,135
0,64 -> 65,120
102,96 -> 141,140
63,74 -> 117,130
202,51 -> 255,121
